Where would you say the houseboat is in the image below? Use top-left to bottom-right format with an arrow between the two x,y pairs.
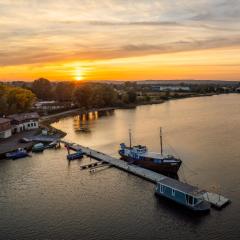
155,177 -> 210,212
119,128 -> 182,174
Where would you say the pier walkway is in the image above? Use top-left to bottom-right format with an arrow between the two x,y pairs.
63,141 -> 166,183
61,141 -> 230,209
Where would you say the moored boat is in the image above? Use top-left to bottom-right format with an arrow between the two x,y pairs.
119,128 -> 182,175
67,150 -> 84,160
32,143 -> 45,152
155,177 -> 210,213
6,148 -> 29,160
75,127 -> 90,133
46,141 -> 58,149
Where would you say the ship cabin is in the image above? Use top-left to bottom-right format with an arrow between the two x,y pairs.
155,177 -> 210,212
120,143 -> 147,159
132,145 -> 147,154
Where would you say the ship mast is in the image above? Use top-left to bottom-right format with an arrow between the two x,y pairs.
160,127 -> 163,155
129,129 -> 132,148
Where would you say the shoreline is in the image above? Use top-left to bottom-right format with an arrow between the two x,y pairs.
40,92 -> 221,126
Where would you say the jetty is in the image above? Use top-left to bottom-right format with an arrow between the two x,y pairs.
80,161 -> 109,170
61,141 -> 230,209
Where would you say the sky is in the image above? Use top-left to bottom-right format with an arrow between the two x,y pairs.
0,0 -> 240,81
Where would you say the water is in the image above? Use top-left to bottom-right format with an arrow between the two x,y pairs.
0,94 -> 240,240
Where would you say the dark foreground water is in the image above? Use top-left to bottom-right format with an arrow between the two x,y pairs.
0,94 -> 240,240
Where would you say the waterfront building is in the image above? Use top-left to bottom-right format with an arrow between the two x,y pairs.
0,118 -> 12,139
34,101 -> 72,112
8,112 -> 40,133
152,85 -> 191,92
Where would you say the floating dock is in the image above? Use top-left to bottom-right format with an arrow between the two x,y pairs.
80,161 -> 108,169
61,141 -> 230,209
203,192 -> 230,209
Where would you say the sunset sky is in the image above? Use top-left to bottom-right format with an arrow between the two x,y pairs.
1,0 -> 240,81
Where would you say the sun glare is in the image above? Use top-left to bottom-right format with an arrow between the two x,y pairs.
75,68 -> 83,81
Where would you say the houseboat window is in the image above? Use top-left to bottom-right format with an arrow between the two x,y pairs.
172,189 -> 175,196
189,196 -> 193,205
185,195 -> 193,205
160,184 -> 165,193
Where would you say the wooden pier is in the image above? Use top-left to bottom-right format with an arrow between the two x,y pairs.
80,161 -> 108,170
61,141 -> 230,209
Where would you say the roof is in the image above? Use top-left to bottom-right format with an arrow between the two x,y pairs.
0,118 -> 11,124
158,177 -> 206,197
8,112 -> 40,122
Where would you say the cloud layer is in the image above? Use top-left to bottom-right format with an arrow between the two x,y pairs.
0,0 -> 240,80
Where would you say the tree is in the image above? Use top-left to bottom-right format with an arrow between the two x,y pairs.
124,81 -> 137,89
73,84 -> 92,109
0,94 -> 8,116
32,78 -> 53,100
91,84 -> 117,107
0,84 -> 36,115
73,83 -> 118,109
55,82 -> 75,102
127,90 -> 137,103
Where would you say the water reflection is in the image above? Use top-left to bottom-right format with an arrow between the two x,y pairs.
73,110 -> 114,134
1,95 -> 239,240
154,196 -> 209,223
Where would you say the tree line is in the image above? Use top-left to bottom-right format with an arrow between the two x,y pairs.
31,78 -> 138,109
0,84 -> 36,115
0,78 -> 140,116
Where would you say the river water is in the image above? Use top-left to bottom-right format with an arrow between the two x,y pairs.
0,94 -> 240,240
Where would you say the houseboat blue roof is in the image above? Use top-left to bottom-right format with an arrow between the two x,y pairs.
158,177 -> 206,197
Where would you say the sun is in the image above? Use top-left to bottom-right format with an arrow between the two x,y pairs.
75,68 -> 83,81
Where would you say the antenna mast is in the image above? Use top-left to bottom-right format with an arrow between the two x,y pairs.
160,127 -> 163,155
129,129 -> 132,148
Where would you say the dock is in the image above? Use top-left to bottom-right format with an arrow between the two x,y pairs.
61,141 -> 230,209
203,192 -> 230,209
80,161 -> 108,169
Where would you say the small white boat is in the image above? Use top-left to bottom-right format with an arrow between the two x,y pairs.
32,143 -> 45,152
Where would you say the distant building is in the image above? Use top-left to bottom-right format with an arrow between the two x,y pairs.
0,118 -> 12,139
34,101 -> 68,111
152,85 -> 191,92
8,112 -> 40,133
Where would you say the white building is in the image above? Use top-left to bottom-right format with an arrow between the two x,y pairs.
152,85 -> 191,92
0,118 -> 12,139
34,101 -> 66,111
8,112 -> 40,133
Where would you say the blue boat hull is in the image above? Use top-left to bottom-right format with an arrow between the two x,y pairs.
32,148 -> 44,153
155,191 -> 210,213
6,152 -> 28,160
67,152 -> 83,160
